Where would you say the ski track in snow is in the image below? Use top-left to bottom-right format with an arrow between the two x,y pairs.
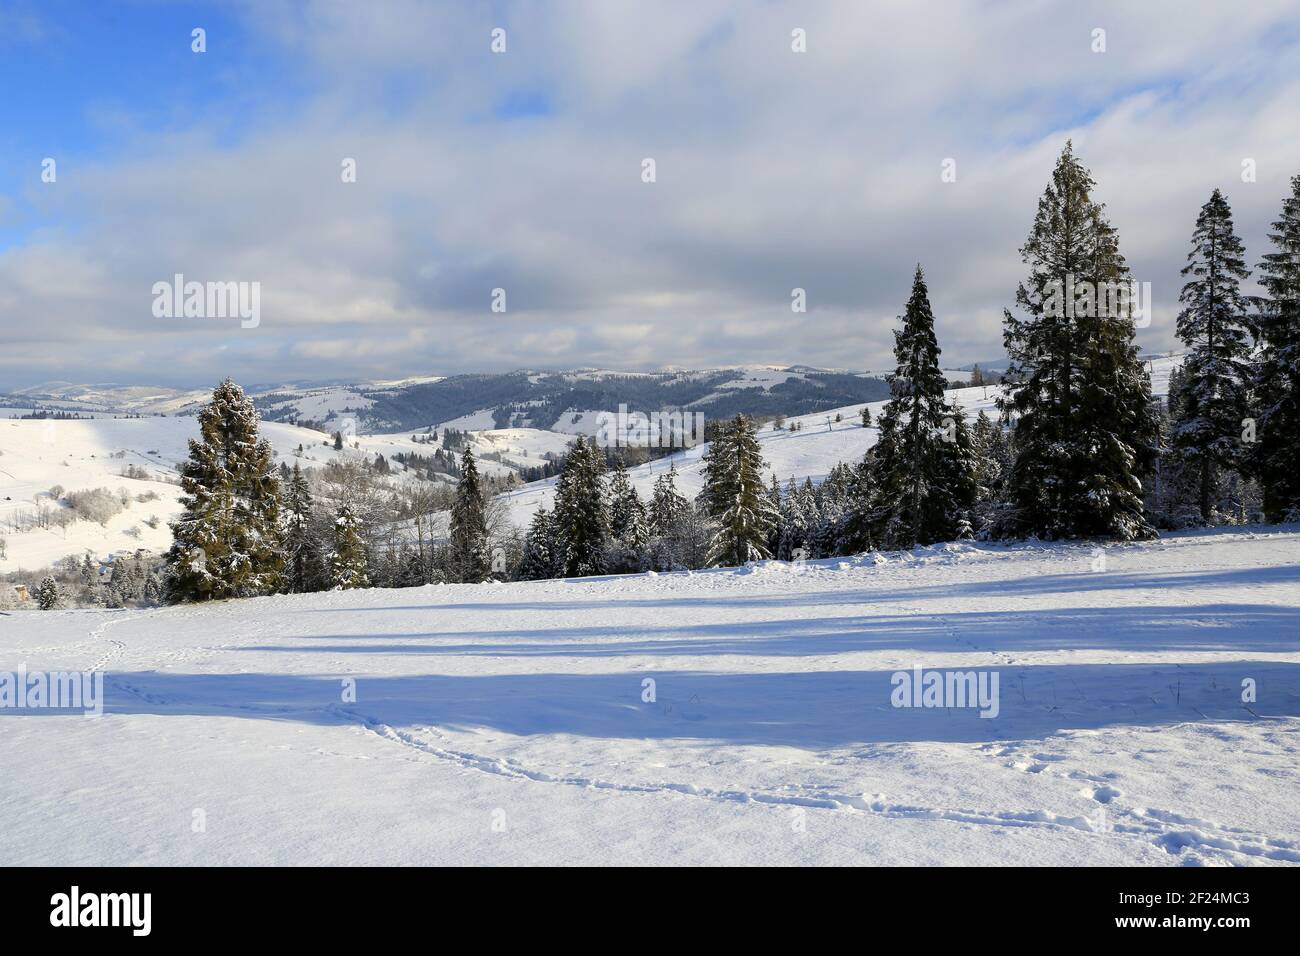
331,703 -> 1300,865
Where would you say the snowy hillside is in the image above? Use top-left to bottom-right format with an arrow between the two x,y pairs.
498,353 -> 1185,531
0,413 -> 578,570
2,524 -> 1296,865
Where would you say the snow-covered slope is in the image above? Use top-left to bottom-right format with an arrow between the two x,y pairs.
0,412 -> 577,569
0,417 -> 356,569
498,353 -> 1184,530
1,524 -> 1296,865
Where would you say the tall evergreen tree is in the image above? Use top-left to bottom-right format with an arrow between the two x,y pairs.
606,458 -> 650,572
552,436 -> 610,576
448,447 -> 491,583
1250,173 -> 1300,521
998,143 -> 1158,540
284,463 -> 319,592
607,459 -> 649,545
647,464 -> 692,570
1171,188 -> 1253,523
166,379 -> 285,601
649,464 -> 690,536
519,506 -> 558,580
331,503 -> 369,590
869,266 -> 977,548
700,414 -> 777,566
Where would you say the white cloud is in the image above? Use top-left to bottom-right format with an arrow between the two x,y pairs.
2,1 -> 1299,386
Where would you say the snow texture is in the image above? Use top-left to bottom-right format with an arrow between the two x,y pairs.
1,523 -> 1297,865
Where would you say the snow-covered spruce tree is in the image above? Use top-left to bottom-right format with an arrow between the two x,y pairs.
1147,370 -> 1203,529
605,457 -> 650,573
552,435 -> 610,577
812,463 -> 855,557
331,502 -> 369,590
944,402 -> 981,541
998,142 -> 1158,541
649,464 -> 690,536
971,410 -> 1012,529
765,473 -> 784,558
36,576 -> 60,610
700,414 -> 778,566
519,505 -> 558,580
283,463 -> 320,593
647,463 -> 691,570
777,476 -> 809,559
838,454 -> 877,554
447,447 -> 491,583
1171,188 -> 1254,524
869,266 -> 978,549
166,379 -> 285,601
1250,174 -> 1300,522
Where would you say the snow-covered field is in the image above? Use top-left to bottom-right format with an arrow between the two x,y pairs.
2,524 -> 1297,865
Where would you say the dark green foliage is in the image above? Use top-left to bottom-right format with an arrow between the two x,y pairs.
1171,188 -> 1254,524
166,379 -> 285,601
552,436 -> 610,576
701,414 -> 778,565
1249,174 -> 1300,521
448,447 -> 491,583
998,143 -> 1158,541
869,266 -> 978,548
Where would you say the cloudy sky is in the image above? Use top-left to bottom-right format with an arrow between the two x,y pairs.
2,0 -> 1298,388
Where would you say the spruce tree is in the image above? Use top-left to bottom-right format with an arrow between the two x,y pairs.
869,266 -> 977,548
606,458 -> 650,572
448,447 -> 491,583
331,503 -> 369,589
971,410 -> 1011,528
700,414 -> 777,566
1250,174 -> 1300,521
839,454 -> 877,554
1148,369 -> 1203,528
649,464 -> 689,536
552,436 -> 610,576
519,506 -> 557,580
999,142 -> 1158,540
1171,188 -> 1253,524
941,405 -> 981,540
607,459 -> 649,543
765,473 -> 784,557
778,476 -> 809,559
648,464 -> 691,570
284,463 -> 318,592
36,576 -> 59,610
166,379 -> 285,601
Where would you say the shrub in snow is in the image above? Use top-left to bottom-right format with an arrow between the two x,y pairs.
36,576 -> 60,610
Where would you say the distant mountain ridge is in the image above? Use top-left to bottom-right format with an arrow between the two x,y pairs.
2,365 -> 893,435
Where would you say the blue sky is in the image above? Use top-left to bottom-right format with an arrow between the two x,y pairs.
2,1 -> 1299,388
0,2 -> 291,248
